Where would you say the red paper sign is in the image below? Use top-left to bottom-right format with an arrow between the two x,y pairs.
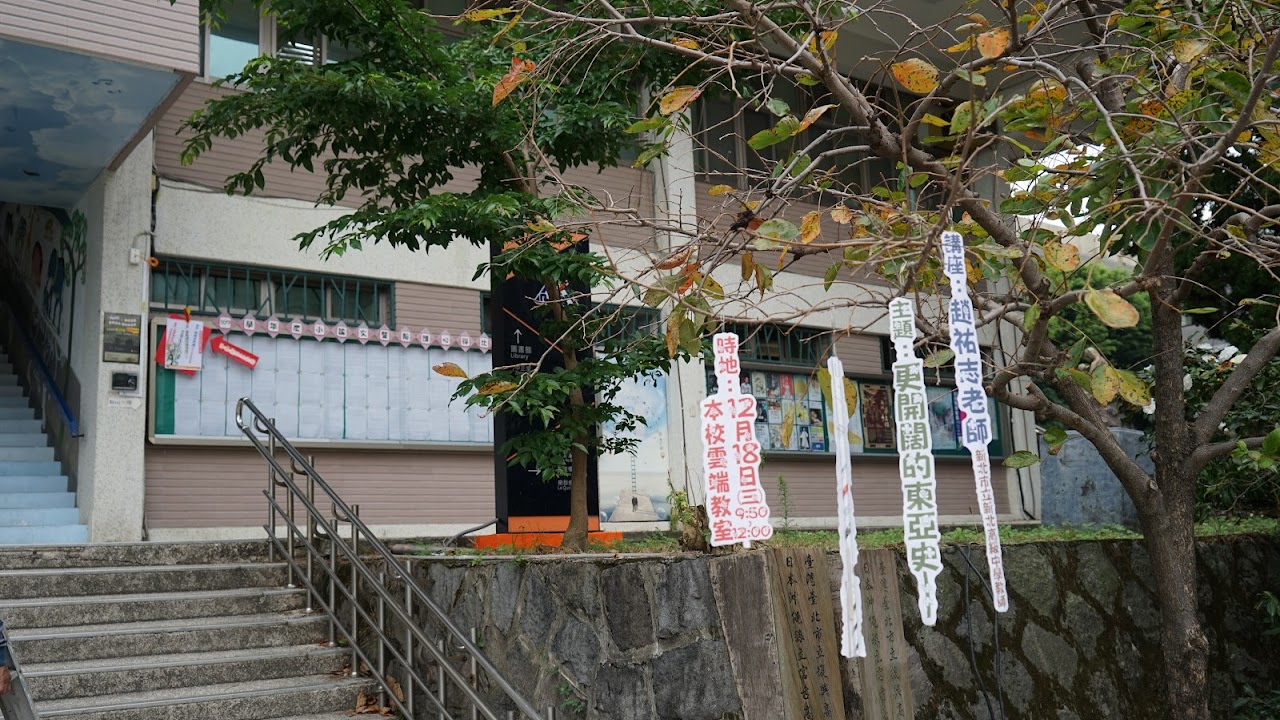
210,335 -> 259,369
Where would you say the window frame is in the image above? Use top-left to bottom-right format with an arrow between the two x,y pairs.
200,1 -> 347,80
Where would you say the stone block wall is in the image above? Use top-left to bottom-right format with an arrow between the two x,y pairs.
374,535 -> 1280,719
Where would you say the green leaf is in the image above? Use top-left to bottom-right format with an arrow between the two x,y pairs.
747,116 -> 801,150
1114,368 -> 1150,407
625,117 -> 668,134
1003,450 -> 1041,468
1043,427 -> 1069,454
1090,365 -> 1120,405
955,67 -> 987,87
1022,304 -> 1040,332
765,97 -> 791,117
1182,307 -> 1218,315
755,218 -> 801,242
1263,427 -> 1280,456
642,288 -> 666,307
950,101 -> 974,134
824,262 -> 840,290
923,348 -> 954,368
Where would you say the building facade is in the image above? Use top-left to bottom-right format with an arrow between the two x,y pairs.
0,0 -> 1041,543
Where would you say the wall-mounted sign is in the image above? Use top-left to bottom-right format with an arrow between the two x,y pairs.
941,229 -> 1009,612
102,312 -> 142,364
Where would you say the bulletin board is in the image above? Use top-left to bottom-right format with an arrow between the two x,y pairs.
149,322 -> 493,445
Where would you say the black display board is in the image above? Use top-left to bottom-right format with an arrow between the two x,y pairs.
490,238 -> 599,532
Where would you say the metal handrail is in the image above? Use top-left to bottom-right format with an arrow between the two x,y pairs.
235,397 -> 545,720
0,304 -> 79,437
0,644 -> 39,720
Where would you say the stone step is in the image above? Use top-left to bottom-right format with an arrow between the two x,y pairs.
0,418 -> 41,431
0,539 -> 272,570
0,524 -> 88,545
0,476 -> 69,494
0,395 -> 30,408
0,491 -> 74,508
0,562 -> 287,599
0,445 -> 55,461
0,433 -> 49,447
0,460 -> 61,477
10,612 -> 328,663
0,384 -> 24,396
24,644 -> 348,701
0,506 -> 80,527
34,674 -> 370,720
0,373 -> 17,384
0,586 -> 307,628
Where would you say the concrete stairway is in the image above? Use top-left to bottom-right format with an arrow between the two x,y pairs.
0,542 -> 373,719
0,352 -> 87,545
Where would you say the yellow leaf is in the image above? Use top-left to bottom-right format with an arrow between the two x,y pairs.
665,313 -> 681,357
744,200 -> 760,211
1090,365 -> 1120,405
1085,289 -> 1140,328
670,37 -> 699,50
432,362 -> 468,379
457,7 -> 514,23
921,113 -> 950,127
796,104 -> 837,133
843,378 -> 858,417
702,274 -> 725,298
964,12 -> 990,27
1115,369 -> 1151,407
946,37 -> 976,53
741,251 -> 755,281
708,184 -> 734,196
799,211 -> 822,244
777,248 -> 789,270
655,245 -> 695,270
830,205 -> 854,224
478,380 -> 518,395
659,86 -> 701,115
1172,37 -> 1210,64
492,57 -> 534,106
526,216 -> 556,233
890,58 -> 940,94
806,30 -> 838,54
977,27 -> 1010,59
1044,241 -> 1081,271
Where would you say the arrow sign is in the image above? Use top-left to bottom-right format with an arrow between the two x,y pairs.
210,335 -> 259,370
513,328 -> 523,342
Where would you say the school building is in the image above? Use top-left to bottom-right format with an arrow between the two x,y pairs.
0,0 -> 1041,545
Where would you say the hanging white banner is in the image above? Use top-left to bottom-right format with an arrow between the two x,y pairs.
828,355 -> 866,657
702,332 -> 773,547
940,230 -> 1009,612
888,297 -> 942,625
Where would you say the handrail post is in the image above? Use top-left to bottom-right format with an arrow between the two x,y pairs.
266,416 -> 277,562
437,639 -> 447,720
350,504 -> 360,678
305,459 -> 316,614
328,514 -> 338,648
403,558 -> 415,719
470,628 -> 480,720
377,570 -> 387,709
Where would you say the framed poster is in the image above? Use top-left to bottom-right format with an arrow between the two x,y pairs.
860,382 -> 896,450
927,386 -> 960,451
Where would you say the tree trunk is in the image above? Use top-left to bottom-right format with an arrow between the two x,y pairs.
562,436 -> 591,551
1140,469 -> 1211,720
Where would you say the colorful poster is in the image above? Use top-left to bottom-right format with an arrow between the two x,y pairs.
927,386 -> 960,451
888,297 -> 942,626
941,230 -> 1009,612
162,318 -> 206,372
701,333 -> 773,546
751,372 -> 768,398
600,371 -> 670,522
827,354 -> 865,657
860,383 -> 896,450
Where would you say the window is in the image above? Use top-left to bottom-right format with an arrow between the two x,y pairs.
695,87 -> 894,192
202,0 -> 354,78
151,259 -> 393,325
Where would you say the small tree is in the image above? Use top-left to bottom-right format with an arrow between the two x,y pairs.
182,0 -> 685,549
509,0 -> 1280,715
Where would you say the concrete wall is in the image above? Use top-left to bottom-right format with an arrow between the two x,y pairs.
70,134 -> 153,542
387,536 -> 1280,719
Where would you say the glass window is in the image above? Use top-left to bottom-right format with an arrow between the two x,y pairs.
207,0 -> 262,78
150,270 -> 198,308
207,276 -> 262,314
276,280 -> 324,320
330,283 -> 379,323
277,27 -> 321,65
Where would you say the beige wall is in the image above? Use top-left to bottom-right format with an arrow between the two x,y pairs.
0,0 -> 199,73
145,445 -> 494,530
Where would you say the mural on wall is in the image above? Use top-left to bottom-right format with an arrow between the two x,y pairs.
0,203 -> 88,374
599,371 -> 671,522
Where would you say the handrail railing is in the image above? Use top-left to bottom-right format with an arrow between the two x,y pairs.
0,304 -> 80,437
235,397 -> 546,720
0,641 -> 39,720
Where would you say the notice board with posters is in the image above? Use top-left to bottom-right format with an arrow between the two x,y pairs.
149,321 -> 493,445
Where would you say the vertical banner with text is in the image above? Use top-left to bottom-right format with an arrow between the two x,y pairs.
702,333 -> 773,546
888,297 -> 942,625
940,230 -> 1009,612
